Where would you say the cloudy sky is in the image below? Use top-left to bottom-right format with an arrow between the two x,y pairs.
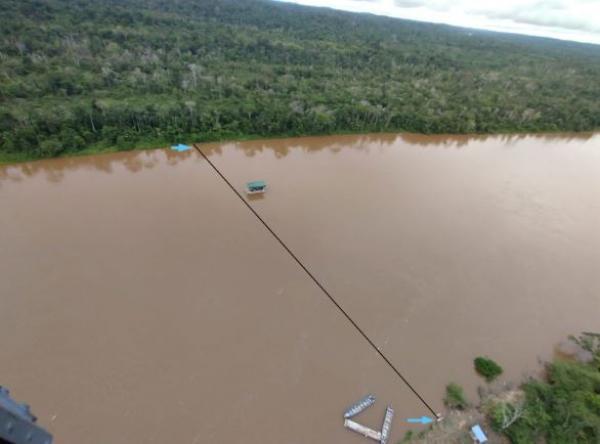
276,0 -> 600,45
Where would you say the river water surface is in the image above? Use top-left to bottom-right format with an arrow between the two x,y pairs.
1,133 -> 599,443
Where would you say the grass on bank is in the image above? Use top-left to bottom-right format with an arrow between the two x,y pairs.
444,383 -> 469,410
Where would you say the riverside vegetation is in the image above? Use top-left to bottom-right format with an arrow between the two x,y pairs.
2,0 -> 600,162
415,333 -> 600,443
493,333 -> 600,443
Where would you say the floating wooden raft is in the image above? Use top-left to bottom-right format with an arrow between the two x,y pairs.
343,394 -> 376,419
380,406 -> 394,444
344,419 -> 382,441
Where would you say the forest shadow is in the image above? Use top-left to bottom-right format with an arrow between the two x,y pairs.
0,148 -> 196,185
200,131 -> 597,158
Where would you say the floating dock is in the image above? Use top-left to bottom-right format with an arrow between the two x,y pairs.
344,419 -> 382,441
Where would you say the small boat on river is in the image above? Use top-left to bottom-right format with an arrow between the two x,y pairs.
343,394 -> 376,419
170,143 -> 191,152
246,180 -> 267,195
380,406 -> 394,444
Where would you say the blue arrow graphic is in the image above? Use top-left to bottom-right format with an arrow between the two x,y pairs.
407,416 -> 434,425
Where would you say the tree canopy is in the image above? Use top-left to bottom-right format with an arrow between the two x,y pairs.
491,333 -> 600,443
1,0 -> 600,161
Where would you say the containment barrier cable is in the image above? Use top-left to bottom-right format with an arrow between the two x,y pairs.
193,144 -> 437,417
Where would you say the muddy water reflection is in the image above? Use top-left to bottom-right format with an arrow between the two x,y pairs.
204,132 -> 600,408
0,149 -> 195,184
1,147 -> 427,444
1,132 -> 600,443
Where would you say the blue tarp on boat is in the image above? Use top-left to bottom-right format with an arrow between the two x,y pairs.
171,144 -> 191,152
471,424 -> 488,443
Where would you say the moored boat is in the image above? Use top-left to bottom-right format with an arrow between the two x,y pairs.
380,406 -> 394,444
343,394 -> 376,419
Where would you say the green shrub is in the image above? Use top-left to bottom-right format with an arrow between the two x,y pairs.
444,383 -> 468,410
474,357 -> 503,381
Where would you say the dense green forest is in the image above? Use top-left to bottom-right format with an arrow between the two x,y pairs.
1,0 -> 600,161
490,333 -> 600,443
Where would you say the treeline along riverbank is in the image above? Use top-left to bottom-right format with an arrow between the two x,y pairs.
2,0 -> 600,161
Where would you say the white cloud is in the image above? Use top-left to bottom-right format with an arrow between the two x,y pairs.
275,0 -> 600,45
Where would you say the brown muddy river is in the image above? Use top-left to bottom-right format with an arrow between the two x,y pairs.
1,133 -> 600,443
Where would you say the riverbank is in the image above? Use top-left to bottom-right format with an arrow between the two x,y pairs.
0,131 -> 308,165
407,333 -> 600,443
2,128 -> 598,165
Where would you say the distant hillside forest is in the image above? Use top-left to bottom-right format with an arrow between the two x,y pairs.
2,0 -> 600,160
